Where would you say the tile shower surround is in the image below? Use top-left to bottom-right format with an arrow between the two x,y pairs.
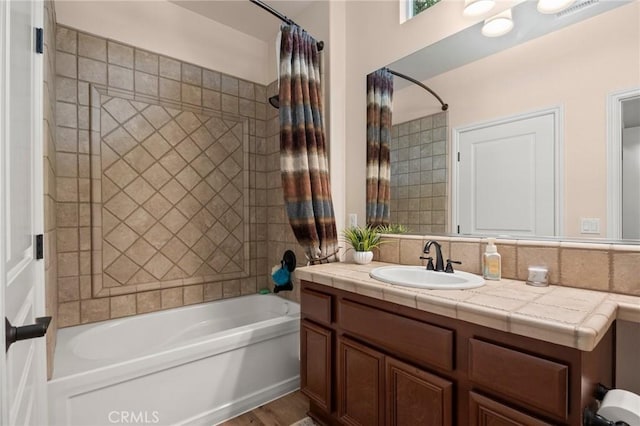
54,26 -> 273,326
390,113 -> 448,234
374,235 -> 640,296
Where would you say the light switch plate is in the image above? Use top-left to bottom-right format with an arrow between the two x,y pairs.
581,218 -> 600,234
349,213 -> 358,227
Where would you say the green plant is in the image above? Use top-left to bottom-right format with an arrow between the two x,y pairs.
413,0 -> 441,16
375,223 -> 410,234
342,226 -> 385,252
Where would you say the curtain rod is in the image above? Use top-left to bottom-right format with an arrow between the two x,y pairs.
249,0 -> 325,51
387,68 -> 448,111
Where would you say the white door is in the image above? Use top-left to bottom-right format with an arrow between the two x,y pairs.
457,111 -> 557,236
0,0 -> 48,425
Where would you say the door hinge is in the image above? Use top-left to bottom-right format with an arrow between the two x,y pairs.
35,234 -> 43,260
457,225 -> 460,233
457,152 -> 461,162
35,28 -> 43,54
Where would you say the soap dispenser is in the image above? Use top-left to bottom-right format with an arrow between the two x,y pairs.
483,238 -> 501,281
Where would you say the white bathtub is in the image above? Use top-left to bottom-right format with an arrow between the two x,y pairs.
48,294 -> 300,426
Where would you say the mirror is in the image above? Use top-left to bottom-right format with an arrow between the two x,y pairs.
373,0 -> 640,240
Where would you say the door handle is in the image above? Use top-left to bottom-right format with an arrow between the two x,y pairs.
5,316 -> 51,352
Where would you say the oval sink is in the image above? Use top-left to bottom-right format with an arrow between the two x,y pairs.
370,266 -> 485,290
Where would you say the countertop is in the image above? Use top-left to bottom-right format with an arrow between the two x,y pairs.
294,261 -> 640,351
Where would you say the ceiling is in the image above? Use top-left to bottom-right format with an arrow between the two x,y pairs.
170,0 -> 316,42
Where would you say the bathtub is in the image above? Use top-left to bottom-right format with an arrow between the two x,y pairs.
48,294 -> 300,426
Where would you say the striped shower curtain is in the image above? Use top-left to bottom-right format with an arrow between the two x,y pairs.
279,24 -> 338,262
366,68 -> 393,226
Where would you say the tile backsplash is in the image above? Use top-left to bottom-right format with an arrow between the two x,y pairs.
375,235 -> 640,296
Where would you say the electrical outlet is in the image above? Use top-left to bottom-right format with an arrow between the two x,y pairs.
349,213 -> 357,227
580,218 -> 600,234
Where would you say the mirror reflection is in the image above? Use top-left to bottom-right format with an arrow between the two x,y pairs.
372,0 -> 640,240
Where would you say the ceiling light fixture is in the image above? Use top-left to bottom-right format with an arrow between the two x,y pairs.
481,9 -> 514,37
463,0 -> 496,16
536,0 -> 576,14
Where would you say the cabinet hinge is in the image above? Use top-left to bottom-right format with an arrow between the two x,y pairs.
35,28 -> 43,54
35,234 -> 44,260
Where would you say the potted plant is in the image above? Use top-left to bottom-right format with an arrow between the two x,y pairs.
342,226 -> 385,265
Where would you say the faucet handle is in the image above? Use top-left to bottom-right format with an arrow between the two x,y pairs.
445,259 -> 462,273
420,256 -> 435,270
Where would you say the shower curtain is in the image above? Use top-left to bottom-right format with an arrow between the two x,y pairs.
279,24 -> 338,262
366,68 -> 393,227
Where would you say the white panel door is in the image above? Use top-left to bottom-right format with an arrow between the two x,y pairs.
458,112 -> 556,236
0,0 -> 47,425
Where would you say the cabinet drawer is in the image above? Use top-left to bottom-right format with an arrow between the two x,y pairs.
301,288 -> 332,325
339,299 -> 454,371
468,339 -> 568,420
469,392 -> 553,426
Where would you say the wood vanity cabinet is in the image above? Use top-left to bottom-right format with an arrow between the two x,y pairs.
300,281 -> 614,426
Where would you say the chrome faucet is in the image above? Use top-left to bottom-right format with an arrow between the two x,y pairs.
422,240 -> 445,272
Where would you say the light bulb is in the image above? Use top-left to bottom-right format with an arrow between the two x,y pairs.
482,9 -> 514,37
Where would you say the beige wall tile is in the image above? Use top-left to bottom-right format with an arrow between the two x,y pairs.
450,242 -> 480,274
78,33 -> 106,61
135,50 -> 158,75
56,27 -> 77,54
58,252 -> 79,277
81,298 -> 110,323
137,290 -> 161,313
399,238 -> 424,266
58,301 -> 80,327
57,228 -> 78,252
241,277 -> 257,295
611,252 -> 640,295
78,57 -> 107,85
160,56 -> 181,80
108,41 -> 134,68
560,249 -> 609,291
110,294 -> 136,318
499,244 -> 517,279
204,282 -> 223,301
223,280 -> 241,298
58,276 -> 80,302
161,287 -> 183,309
183,284 -> 204,305
517,246 -> 559,284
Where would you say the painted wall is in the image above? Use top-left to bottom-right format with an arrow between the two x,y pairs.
54,1 -> 269,85
343,0 -> 484,230
390,3 -> 640,237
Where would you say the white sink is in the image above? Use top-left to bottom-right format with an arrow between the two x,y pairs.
370,266 -> 485,290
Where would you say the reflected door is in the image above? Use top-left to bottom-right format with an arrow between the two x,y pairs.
457,112 -> 557,236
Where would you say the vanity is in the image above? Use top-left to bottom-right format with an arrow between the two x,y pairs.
294,261 -> 639,426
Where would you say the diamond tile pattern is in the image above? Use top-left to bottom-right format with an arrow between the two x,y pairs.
101,96 -> 246,286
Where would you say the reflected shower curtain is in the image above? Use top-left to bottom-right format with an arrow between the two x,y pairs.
279,24 -> 338,262
366,68 -> 393,226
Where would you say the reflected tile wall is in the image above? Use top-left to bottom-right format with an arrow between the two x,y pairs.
55,25 -> 268,326
390,112 -> 448,234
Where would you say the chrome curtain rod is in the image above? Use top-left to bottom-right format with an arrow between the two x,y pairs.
249,0 -> 325,51
387,69 -> 448,111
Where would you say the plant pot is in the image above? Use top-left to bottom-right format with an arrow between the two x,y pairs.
353,251 -> 374,265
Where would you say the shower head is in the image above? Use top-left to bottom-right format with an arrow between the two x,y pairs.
268,95 -> 280,109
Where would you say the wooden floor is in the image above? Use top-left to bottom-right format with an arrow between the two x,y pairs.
220,391 -> 310,426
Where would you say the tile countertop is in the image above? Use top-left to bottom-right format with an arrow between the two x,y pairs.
294,261 -> 640,352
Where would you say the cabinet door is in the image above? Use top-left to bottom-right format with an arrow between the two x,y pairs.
301,320 -> 332,412
386,357 -> 453,426
338,337 -> 385,426
469,392 -> 553,426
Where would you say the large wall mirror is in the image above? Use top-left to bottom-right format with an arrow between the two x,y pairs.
370,0 -> 640,241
